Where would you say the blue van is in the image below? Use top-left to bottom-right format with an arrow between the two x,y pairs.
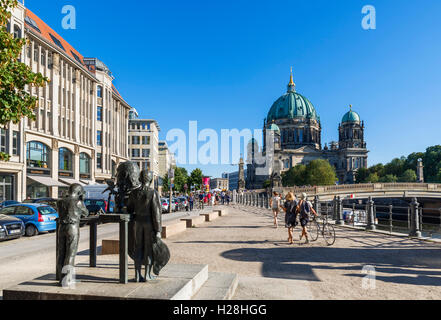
0,204 -> 59,237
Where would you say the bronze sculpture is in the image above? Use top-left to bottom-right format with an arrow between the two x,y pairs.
127,169 -> 170,282
56,184 -> 89,285
115,161 -> 141,213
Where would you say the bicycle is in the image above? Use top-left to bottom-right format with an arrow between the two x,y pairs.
307,213 -> 336,246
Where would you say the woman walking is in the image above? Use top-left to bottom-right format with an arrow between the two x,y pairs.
298,193 -> 318,244
282,192 -> 298,244
269,192 -> 281,228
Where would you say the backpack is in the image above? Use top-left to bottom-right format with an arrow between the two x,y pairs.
300,200 -> 311,218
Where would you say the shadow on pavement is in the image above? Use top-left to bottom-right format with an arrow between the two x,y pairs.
221,246 -> 441,285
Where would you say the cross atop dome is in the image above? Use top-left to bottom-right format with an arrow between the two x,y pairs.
287,67 -> 296,93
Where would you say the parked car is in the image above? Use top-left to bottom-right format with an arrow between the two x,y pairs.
84,199 -> 108,214
161,198 -> 177,213
0,204 -> 58,237
23,198 -> 58,210
177,197 -> 189,211
0,200 -> 20,209
0,214 -> 25,241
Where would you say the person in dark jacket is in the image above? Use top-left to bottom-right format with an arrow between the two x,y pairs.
282,192 -> 298,244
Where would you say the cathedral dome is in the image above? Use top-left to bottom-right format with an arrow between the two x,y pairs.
266,71 -> 318,123
342,106 -> 361,123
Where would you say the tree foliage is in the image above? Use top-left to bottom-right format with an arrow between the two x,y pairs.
188,168 -> 203,190
0,0 -> 49,161
162,167 -> 205,194
282,160 -> 337,187
362,145 -> 441,183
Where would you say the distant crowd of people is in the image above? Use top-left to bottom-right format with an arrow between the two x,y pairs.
180,190 -> 232,211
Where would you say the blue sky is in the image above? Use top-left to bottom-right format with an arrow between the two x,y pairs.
26,0 -> 441,177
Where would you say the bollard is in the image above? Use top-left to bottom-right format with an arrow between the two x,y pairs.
313,196 -> 319,216
366,196 -> 376,231
333,196 -> 337,221
335,196 -> 344,225
389,205 -> 393,233
352,203 -> 356,226
409,198 -> 422,238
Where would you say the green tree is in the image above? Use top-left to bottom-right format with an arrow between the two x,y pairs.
282,160 -> 337,187
305,159 -> 338,186
355,167 -> 370,183
263,180 -> 271,189
398,169 -> 417,182
0,0 -> 49,161
173,167 -> 189,193
188,168 -> 203,190
367,173 -> 379,183
423,145 -> 441,182
282,164 -> 306,187
380,174 -> 398,183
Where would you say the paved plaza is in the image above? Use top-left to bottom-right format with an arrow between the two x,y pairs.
1,205 -> 441,300
165,205 -> 441,300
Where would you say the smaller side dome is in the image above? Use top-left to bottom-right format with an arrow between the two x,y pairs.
342,105 -> 361,123
268,123 -> 280,132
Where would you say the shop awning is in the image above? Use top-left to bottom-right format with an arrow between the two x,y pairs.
27,176 -> 68,187
59,178 -> 88,187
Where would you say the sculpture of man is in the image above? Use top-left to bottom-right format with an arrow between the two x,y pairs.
127,170 -> 169,282
56,184 -> 89,285
115,161 -> 141,213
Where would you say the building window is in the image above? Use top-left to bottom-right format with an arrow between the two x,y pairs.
41,49 -> 46,66
142,149 -> 150,158
49,33 -> 65,51
131,149 -> 140,158
132,136 -> 140,145
48,53 -> 53,69
12,131 -> 19,156
0,129 -> 7,153
13,25 -> 21,39
97,85 -> 103,98
97,131 -> 102,146
26,141 -> 50,170
58,148 -> 73,174
142,136 -> 150,145
80,153 -> 91,177
97,153 -> 102,169
33,45 -> 38,62
97,106 -> 103,121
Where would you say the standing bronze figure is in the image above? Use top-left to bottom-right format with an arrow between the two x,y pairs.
56,184 -> 89,285
115,161 -> 141,213
127,170 -> 170,282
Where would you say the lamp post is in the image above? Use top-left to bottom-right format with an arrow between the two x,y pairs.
168,168 -> 174,214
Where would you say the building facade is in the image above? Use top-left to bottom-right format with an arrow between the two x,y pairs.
128,115 -> 160,179
246,71 -> 369,189
158,141 -> 176,178
0,3 -> 131,201
210,178 -> 229,191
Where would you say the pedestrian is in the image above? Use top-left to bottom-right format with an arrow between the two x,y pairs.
226,193 -> 230,205
188,193 -> 194,211
282,192 -> 298,244
221,191 -> 225,205
269,191 -> 281,228
297,193 -> 318,244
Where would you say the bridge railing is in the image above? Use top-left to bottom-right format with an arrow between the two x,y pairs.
235,191 -> 441,239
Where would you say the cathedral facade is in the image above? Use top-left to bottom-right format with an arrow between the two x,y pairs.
246,71 -> 369,189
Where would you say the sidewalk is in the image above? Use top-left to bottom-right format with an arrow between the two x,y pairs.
164,204 -> 441,300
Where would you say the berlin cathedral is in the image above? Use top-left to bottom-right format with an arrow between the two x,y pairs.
246,70 -> 369,189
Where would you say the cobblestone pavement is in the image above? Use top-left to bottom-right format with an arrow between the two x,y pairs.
166,205 -> 441,300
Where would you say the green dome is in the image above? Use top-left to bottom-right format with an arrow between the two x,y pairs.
342,109 -> 361,123
268,123 -> 280,132
267,91 -> 318,123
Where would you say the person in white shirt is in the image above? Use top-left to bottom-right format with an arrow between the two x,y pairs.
269,192 -> 281,228
297,193 -> 318,244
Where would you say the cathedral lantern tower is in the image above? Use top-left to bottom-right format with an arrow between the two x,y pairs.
338,105 -> 368,184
